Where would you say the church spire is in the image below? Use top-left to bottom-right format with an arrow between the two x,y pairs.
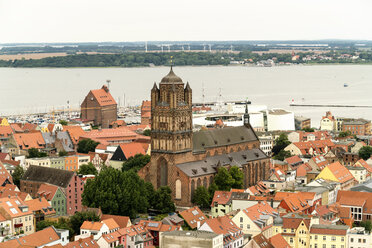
244,99 -> 250,126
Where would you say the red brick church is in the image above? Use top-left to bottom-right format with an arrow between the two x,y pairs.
138,67 -> 270,206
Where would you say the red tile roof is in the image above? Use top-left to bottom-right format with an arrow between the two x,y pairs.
81,221 -> 104,231
10,123 -> 23,133
269,233 -> 290,248
337,191 -> 372,214
285,155 -> 302,166
64,236 -> 99,248
22,123 -> 38,132
179,206 -> 207,229
253,233 -> 274,248
282,213 -> 311,229
63,125 -> 86,145
241,201 -> 277,230
101,214 -> 131,228
211,191 -> 232,206
354,159 -> 372,173
27,197 -> 56,215
310,155 -> 329,170
310,224 -> 349,235
0,162 -> 13,185
13,131 -> 45,150
0,126 -> 13,138
139,220 -> 180,232
90,85 -> 117,107
203,215 -> 241,236
37,183 -> 59,201
119,142 -> 147,159
325,161 -> 355,184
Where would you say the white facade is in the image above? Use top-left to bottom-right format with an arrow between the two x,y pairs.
348,227 -> 372,248
267,109 -> 295,131
259,137 -> 273,156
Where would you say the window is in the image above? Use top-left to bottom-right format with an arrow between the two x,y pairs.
240,217 -> 243,222
331,236 -> 336,241
323,236 -> 326,241
247,224 -> 250,229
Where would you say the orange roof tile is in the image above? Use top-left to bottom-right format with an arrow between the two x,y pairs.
10,123 -> 23,133
241,201 -> 277,230
63,125 -> 86,145
119,142 -> 146,159
102,218 -> 120,230
37,183 -> 60,201
325,161 -> 355,184
179,206 -> 207,229
285,155 -> 302,166
269,233 -> 290,248
211,191 -> 232,206
253,233 -> 274,248
90,85 -> 117,107
64,236 -> 99,248
101,214 -> 131,228
203,216 -> 241,237
13,131 -> 45,150
26,197 -> 56,215
81,221 -> 104,231
0,126 -> 13,138
0,162 -> 13,185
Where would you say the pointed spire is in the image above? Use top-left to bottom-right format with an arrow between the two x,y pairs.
185,81 -> 191,91
244,99 -> 250,126
152,82 -> 158,90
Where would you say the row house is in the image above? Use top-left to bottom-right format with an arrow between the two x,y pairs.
37,183 -> 67,216
26,197 -> 56,230
284,140 -> 335,157
342,119 -> 371,136
64,236 -> 99,248
287,130 -> 331,143
354,159 -> 372,178
0,196 -> 34,235
272,213 -> 316,248
139,220 -> 181,246
117,224 -> 154,248
309,224 -> 349,248
80,218 -> 120,240
211,190 -> 250,218
199,215 -> 244,248
315,162 -> 357,190
0,226 -> 69,248
21,166 -> 84,215
306,178 -> 340,205
232,201 -> 278,238
336,191 -> 372,223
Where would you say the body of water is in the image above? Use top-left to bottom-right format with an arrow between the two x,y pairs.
1,65 -> 371,127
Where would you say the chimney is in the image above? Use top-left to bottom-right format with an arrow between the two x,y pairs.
271,198 -> 274,208
102,85 -> 109,93
197,221 -> 201,229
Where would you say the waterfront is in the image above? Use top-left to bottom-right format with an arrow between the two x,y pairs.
1,65 -> 372,127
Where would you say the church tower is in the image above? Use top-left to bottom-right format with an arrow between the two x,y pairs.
150,67 -> 193,187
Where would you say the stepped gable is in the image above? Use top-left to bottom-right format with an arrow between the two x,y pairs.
22,165 -> 74,188
193,126 -> 258,153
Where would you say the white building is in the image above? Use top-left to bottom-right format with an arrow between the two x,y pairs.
266,109 -> 295,131
348,227 -> 371,248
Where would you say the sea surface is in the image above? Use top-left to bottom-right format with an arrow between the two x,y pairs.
1,65 -> 372,128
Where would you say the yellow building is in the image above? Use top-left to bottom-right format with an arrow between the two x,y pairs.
309,224 -> 349,248
315,162 -> 356,190
273,213 -> 318,248
0,118 -> 10,126
211,191 -> 233,218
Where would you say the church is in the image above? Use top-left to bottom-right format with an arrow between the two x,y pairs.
138,67 -> 270,207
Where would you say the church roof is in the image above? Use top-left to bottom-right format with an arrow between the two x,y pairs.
193,126 -> 258,153
176,148 -> 267,177
160,67 -> 183,84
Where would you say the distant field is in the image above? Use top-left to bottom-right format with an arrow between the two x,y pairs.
253,49 -> 329,55
0,52 -> 116,61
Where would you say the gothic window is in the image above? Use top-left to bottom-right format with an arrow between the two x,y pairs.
191,180 -> 195,201
209,176 -> 213,186
158,157 -> 168,187
197,178 -> 201,188
175,180 -> 182,199
203,177 -> 207,188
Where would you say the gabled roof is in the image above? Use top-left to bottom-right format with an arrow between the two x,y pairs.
269,233 -> 290,248
13,131 -> 45,150
211,191 -> 232,206
139,220 -> 180,232
179,206 -> 207,229
285,155 -> 302,166
0,161 -> 13,185
119,142 -> 146,159
0,226 -> 60,248
0,126 -> 13,138
279,193 -> 311,213
203,215 -> 241,235
241,201 -> 277,230
90,85 -> 117,107
310,155 -> 329,170
355,159 -> 372,173
63,125 -> 86,145
81,221 -> 104,231
253,233 -> 274,248
26,197 -> 56,215
37,183 -> 60,201
22,123 -> 38,132
100,231 -> 120,244
337,191 -> 372,213
64,236 -> 99,248
101,214 -> 130,228
22,165 -> 74,188
102,218 -> 120,230
323,161 -> 355,184
10,123 -> 23,133
281,213 -> 311,229
0,196 -> 32,218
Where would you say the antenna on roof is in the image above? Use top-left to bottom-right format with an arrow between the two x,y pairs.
106,79 -> 111,91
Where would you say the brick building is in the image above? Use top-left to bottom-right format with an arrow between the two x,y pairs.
81,85 -> 117,128
141,100 -> 151,125
20,166 -> 84,215
342,119 -> 371,135
138,68 -> 270,207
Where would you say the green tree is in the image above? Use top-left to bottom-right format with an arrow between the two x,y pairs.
302,127 -> 315,132
58,150 -> 68,157
230,166 -> 244,189
143,129 -> 151,136
27,148 -> 47,158
78,162 -> 98,175
12,166 -> 24,188
339,131 -> 352,138
192,186 -> 210,209
59,120 -> 68,125
36,218 -> 74,237
152,186 -> 175,214
70,211 -> 100,235
77,139 -> 99,154
213,167 -> 234,191
358,146 -> 372,160
273,150 -> 292,161
122,154 -> 150,172
208,182 -> 218,204
82,167 -> 151,218
272,133 -> 291,156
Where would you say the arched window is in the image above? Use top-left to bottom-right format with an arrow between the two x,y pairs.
175,180 -> 182,199
191,180 -> 195,201
157,157 -> 168,187
197,178 -> 201,188
203,177 -> 207,188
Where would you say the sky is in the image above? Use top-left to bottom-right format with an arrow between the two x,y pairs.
0,0 -> 371,43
